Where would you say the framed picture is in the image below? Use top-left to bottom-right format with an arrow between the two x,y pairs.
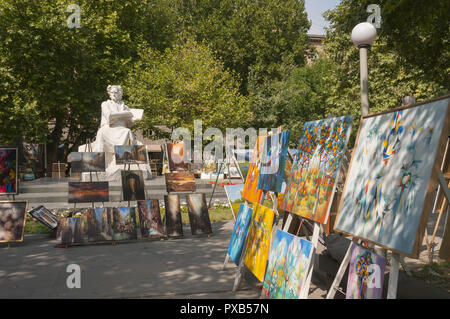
334,96 -> 450,257
0,148 -> 18,195
121,170 -> 146,201
69,152 -> 106,173
137,200 -> 165,237
68,182 -> 109,203
186,193 -> 212,235
0,200 -> 28,242
27,205 -> 58,230
114,145 -> 148,165
164,195 -> 183,237
165,172 -> 196,193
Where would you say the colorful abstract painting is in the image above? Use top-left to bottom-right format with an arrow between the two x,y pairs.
262,230 -> 313,299
257,131 -> 291,193
242,136 -> 266,204
186,193 -> 212,235
346,244 -> 386,299
137,200 -> 165,237
111,207 -> 137,241
0,201 -> 27,242
86,208 -> 113,242
227,203 -> 253,265
224,184 -> 245,218
164,195 -> 183,236
282,116 -> 353,224
0,148 -> 18,195
244,203 -> 275,281
335,97 -> 450,257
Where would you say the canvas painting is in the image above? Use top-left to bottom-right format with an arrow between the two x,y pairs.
167,142 -> 189,171
346,244 -> 386,299
165,172 -> 196,193
257,131 -> 291,193
111,207 -> 138,241
262,230 -> 313,299
27,205 -> 58,230
121,170 -> 146,201
164,195 -> 183,236
186,193 -> 212,235
282,116 -> 353,224
137,200 -> 165,237
114,145 -> 148,164
244,203 -> 275,281
86,208 -> 113,242
57,216 -> 85,245
242,136 -> 266,203
224,184 -> 245,218
0,201 -> 27,242
227,203 -> 253,264
0,148 -> 18,195
68,182 -> 109,203
70,152 -> 105,173
335,97 -> 449,256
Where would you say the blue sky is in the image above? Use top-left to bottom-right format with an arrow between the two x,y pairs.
305,0 -> 341,35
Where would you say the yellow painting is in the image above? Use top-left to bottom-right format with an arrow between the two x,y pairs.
244,203 -> 275,281
242,136 -> 266,204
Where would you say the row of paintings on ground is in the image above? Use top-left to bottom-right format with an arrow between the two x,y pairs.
228,202 -> 386,299
240,96 -> 450,258
0,193 -> 212,244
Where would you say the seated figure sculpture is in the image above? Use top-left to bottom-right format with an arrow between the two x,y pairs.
78,85 -> 151,181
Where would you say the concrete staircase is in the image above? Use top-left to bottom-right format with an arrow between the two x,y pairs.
14,176 -> 234,210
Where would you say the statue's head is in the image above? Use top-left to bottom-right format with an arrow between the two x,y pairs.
107,85 -> 123,102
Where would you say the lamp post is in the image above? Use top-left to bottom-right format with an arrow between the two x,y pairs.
351,22 -> 377,116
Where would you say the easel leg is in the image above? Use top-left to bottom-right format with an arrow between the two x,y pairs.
387,253 -> 400,299
208,163 -> 223,208
222,254 -> 230,271
299,222 -> 320,299
326,240 -> 355,299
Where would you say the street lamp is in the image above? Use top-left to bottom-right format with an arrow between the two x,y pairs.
351,22 -> 377,116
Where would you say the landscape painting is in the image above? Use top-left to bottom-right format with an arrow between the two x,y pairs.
111,207 -> 138,241
242,136 -> 266,204
70,152 -> 105,173
186,193 -> 212,235
0,201 -> 27,242
167,142 -> 189,171
68,182 -> 109,203
164,195 -> 183,236
282,115 -> 353,224
165,172 -> 196,193
227,203 -> 253,264
137,200 -> 165,237
27,205 -> 58,230
257,131 -> 291,193
346,244 -> 386,299
57,216 -> 85,245
224,184 -> 245,218
0,148 -> 18,195
114,145 -> 148,164
262,230 -> 313,299
86,207 -> 113,242
334,97 -> 449,257
244,203 -> 275,281
121,170 -> 146,201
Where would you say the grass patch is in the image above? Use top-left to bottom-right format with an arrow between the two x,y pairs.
412,261 -> 450,292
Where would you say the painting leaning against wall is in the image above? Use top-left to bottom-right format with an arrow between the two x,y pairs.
334,97 -> 450,257
282,116 -> 353,224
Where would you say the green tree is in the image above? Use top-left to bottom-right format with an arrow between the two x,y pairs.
0,0 -> 178,168
125,39 -> 251,138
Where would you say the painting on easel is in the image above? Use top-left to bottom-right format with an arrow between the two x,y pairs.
68,182 -> 109,203
70,152 -> 105,172
262,230 -> 313,299
167,142 -> 189,171
121,170 -> 146,201
0,201 -> 27,242
346,244 -> 386,299
257,131 -> 291,193
244,203 -> 275,282
335,97 -> 450,257
165,172 -> 196,193
0,148 -> 18,195
242,136 -> 266,204
282,116 -> 353,224
137,200 -> 165,237
114,145 -> 148,164
227,203 -> 253,265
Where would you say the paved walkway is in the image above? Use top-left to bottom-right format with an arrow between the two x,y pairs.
1,219 -> 448,299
